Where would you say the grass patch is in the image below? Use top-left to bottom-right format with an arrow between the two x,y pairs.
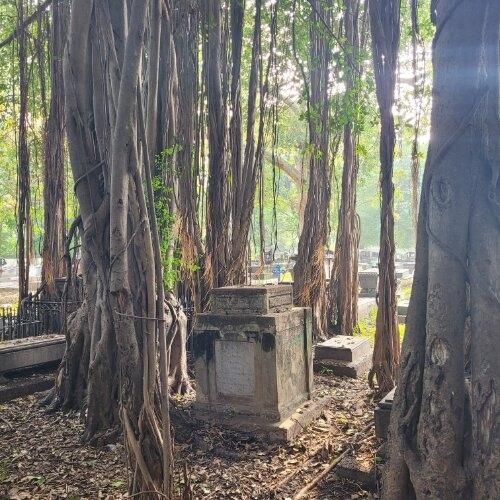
355,307 -> 405,344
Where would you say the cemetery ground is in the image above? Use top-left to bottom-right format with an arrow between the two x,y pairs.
0,374 -> 376,499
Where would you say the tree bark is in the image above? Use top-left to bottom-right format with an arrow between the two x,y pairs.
384,1 -> 499,498
44,1 -> 175,495
293,0 -> 332,340
203,0 -> 230,290
368,0 -> 401,395
17,0 -> 32,304
42,0 -> 68,300
328,0 -> 364,336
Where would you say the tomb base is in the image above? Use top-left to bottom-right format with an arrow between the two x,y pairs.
314,335 -> 372,379
194,395 -> 332,443
193,285 -> 313,437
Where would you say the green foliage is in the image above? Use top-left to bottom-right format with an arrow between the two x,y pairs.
153,149 -> 182,291
355,307 -> 405,344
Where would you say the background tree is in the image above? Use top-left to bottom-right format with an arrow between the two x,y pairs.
16,0 -> 32,303
368,0 -> 401,394
41,0 -> 68,299
384,0 -> 499,497
293,0 -> 332,339
328,0 -> 366,336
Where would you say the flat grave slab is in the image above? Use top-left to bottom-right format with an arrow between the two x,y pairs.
314,335 -> 372,379
0,334 -> 65,374
315,335 -> 371,362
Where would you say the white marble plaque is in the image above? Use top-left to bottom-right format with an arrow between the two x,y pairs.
215,340 -> 255,397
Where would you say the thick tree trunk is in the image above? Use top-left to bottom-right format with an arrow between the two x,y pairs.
228,0 -> 276,284
409,0 -> 423,242
173,0 -> 203,309
384,1 -> 499,498
42,0 -> 68,299
204,0 -> 230,290
328,0 -> 363,336
293,0 -> 332,340
44,1 -> 175,495
368,0 -> 401,395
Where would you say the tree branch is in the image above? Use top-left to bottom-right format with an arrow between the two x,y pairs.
0,0 -> 52,50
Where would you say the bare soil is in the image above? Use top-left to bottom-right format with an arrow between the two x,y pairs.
0,374 -> 378,499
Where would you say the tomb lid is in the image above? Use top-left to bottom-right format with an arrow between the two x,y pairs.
210,284 -> 293,315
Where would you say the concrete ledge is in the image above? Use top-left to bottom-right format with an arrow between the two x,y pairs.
194,395 -> 332,443
314,353 -> 372,379
0,335 -> 65,373
0,373 -> 54,403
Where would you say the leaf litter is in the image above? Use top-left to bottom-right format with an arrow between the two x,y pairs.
0,374 -> 378,499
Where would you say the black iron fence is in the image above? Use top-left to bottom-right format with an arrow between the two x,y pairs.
0,299 -> 63,342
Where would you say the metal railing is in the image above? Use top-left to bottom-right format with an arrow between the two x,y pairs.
0,299 -> 62,342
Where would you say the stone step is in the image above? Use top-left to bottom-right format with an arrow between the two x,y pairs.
313,352 -> 372,379
0,335 -> 65,374
315,335 -> 371,362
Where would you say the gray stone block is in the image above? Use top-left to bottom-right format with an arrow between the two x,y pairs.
314,352 -> 372,379
374,387 -> 396,439
194,286 -> 312,424
210,284 -> 293,315
359,269 -> 378,297
0,335 -> 66,373
315,335 -> 371,362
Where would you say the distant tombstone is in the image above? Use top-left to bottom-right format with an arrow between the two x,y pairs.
314,335 -> 372,379
193,285 -> 313,431
359,268 -> 379,297
359,250 -> 371,263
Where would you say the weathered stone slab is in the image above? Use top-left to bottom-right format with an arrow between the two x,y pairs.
0,373 -> 54,403
336,454 -> 376,491
359,269 -> 378,297
314,353 -> 372,379
0,335 -> 65,373
194,285 -> 312,426
315,335 -> 371,362
214,339 -> 255,397
210,284 -> 293,315
374,387 -> 396,439
195,395 -> 332,443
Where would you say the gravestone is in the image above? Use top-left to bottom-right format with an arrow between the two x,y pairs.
374,387 -> 396,439
314,335 -> 372,378
397,299 -> 409,324
359,268 -> 379,297
193,285 -> 317,440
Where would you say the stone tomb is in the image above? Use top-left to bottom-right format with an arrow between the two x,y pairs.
193,285 -> 322,441
314,335 -> 372,379
374,387 -> 396,439
358,268 -> 379,297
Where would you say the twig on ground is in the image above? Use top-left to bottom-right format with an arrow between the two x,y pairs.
292,422 -> 373,499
